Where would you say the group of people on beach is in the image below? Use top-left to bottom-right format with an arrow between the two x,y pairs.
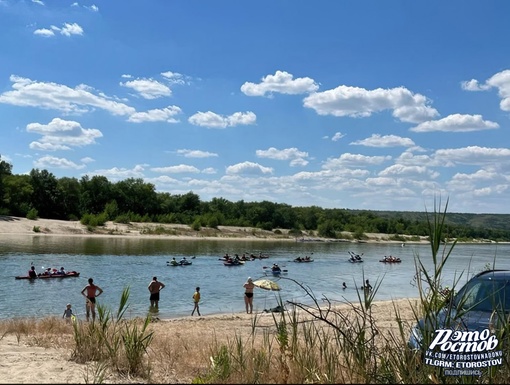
59,275 -> 203,323
47,262 -> 371,322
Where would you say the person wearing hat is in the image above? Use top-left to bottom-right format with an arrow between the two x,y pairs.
243,277 -> 255,314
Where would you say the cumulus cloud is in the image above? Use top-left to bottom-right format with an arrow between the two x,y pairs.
128,106 -> 182,123
461,69 -> 510,111
33,28 -> 54,37
26,118 -> 102,151
331,132 -> 345,142
161,71 -> 192,85
34,155 -> 86,170
303,85 -> 439,123
60,22 -> 83,36
433,146 -> 510,166
151,164 -> 201,174
256,147 -> 309,167
241,70 -> 319,97
0,75 -> 136,116
350,134 -> 415,147
460,79 -> 491,91
188,111 -> 256,128
176,149 -> 218,158
35,23 -> 83,37
410,114 -> 499,132
120,78 -> 172,99
226,161 -> 273,175
85,165 -> 146,180
322,153 -> 391,169
378,164 -> 439,179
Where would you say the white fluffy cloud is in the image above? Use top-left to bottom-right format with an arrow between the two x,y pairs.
241,70 -> 319,97
411,114 -> 499,132
188,111 -> 256,128
303,85 -> 439,123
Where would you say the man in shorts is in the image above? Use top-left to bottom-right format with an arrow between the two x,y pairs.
148,276 -> 165,308
81,277 -> 103,322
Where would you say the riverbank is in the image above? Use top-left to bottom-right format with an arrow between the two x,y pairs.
0,297 -> 421,384
0,215 -> 428,244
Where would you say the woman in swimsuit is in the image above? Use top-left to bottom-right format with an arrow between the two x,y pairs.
81,277 -> 103,322
243,277 -> 255,314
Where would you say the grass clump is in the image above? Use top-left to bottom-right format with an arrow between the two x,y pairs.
71,286 -> 154,380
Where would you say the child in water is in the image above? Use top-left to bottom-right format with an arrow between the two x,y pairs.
62,303 -> 74,323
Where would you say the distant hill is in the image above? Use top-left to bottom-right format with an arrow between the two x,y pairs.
352,210 -> 510,232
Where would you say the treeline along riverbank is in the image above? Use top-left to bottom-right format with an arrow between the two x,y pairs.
1,158 -> 510,242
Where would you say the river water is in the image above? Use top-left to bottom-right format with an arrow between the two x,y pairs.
1,234 -> 508,320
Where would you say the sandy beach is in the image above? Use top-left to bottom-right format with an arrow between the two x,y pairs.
0,215 -> 428,243
0,299 -> 420,384
0,216 -> 422,383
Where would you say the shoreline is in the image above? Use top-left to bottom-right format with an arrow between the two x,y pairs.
2,215 -> 505,244
0,215 -> 430,244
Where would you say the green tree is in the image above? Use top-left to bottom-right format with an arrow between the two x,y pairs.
2,174 -> 33,216
0,156 -> 13,213
113,178 -> 158,217
57,177 -> 82,220
80,175 -> 113,214
29,169 -> 62,219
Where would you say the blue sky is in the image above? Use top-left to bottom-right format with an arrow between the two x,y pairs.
1,1 -> 510,214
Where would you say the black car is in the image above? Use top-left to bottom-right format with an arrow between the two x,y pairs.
408,269 -> 510,351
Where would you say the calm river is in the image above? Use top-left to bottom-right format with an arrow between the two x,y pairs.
1,235 -> 509,320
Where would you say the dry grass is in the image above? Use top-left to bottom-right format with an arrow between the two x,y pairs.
0,299 -> 419,384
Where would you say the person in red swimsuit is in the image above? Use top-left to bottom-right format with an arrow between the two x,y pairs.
81,277 -> 103,322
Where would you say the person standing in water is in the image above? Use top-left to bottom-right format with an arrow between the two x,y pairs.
81,278 -> 103,322
148,276 -> 165,308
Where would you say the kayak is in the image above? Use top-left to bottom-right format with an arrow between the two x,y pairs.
15,271 -> 80,280
264,269 -> 287,276
249,254 -> 270,259
293,258 -> 314,263
348,258 -> 363,263
167,260 -> 192,266
223,260 -> 245,266
379,258 -> 401,263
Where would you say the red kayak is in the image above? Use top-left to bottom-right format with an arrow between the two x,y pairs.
15,271 -> 80,280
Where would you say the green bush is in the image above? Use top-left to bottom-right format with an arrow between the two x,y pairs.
26,208 -> 38,220
191,219 -> 201,231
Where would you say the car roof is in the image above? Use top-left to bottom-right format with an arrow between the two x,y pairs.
472,269 -> 510,280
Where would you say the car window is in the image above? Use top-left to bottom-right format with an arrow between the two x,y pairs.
454,278 -> 510,313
